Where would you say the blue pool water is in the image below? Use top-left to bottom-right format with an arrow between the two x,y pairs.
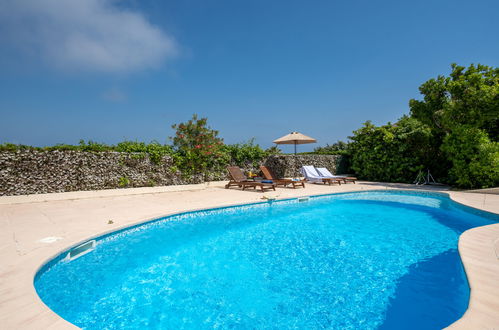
34,191 -> 498,329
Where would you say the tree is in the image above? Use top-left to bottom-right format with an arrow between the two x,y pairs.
408,63 -> 499,187
409,63 -> 499,140
171,114 -> 228,180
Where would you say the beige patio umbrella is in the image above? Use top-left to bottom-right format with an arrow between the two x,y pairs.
273,132 -> 317,177
273,131 -> 317,155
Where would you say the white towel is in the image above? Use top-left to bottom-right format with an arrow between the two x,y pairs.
316,167 -> 344,178
316,167 -> 335,178
300,166 -> 324,183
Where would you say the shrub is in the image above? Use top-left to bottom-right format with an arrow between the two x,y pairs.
313,141 -> 349,155
0,140 -> 174,165
441,126 -> 499,188
223,139 -> 268,168
46,140 -> 113,152
0,143 -> 33,152
264,145 -> 282,155
171,114 -> 228,180
115,141 -> 174,164
348,117 -> 432,182
118,176 -> 131,187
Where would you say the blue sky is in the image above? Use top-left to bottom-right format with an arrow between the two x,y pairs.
1,0 -> 498,151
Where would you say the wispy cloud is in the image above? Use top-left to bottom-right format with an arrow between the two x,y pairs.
102,88 -> 127,102
0,0 -> 178,73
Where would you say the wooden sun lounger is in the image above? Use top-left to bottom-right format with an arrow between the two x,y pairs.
336,176 -> 357,184
259,166 -> 305,189
321,178 -> 343,185
225,166 -> 276,192
315,167 -> 356,184
300,165 -> 343,185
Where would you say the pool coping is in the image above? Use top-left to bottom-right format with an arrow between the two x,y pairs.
1,183 -> 498,328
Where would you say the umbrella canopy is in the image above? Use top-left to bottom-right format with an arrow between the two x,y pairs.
273,132 -> 317,145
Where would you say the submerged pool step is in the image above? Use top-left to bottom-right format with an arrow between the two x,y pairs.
65,240 -> 96,261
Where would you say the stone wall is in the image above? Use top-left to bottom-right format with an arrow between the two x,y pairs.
0,151 -> 344,196
0,150 -> 186,196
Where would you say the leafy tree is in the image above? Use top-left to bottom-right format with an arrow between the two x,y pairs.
441,126 -> 499,188
348,117 -> 432,183
171,114 -> 228,180
409,63 -> 499,140
408,63 -> 499,187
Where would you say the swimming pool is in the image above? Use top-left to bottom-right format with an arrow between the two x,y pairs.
34,190 -> 498,329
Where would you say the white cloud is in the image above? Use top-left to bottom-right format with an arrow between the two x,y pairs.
0,0 -> 178,73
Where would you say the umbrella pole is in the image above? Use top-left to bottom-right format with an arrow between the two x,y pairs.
294,142 -> 297,179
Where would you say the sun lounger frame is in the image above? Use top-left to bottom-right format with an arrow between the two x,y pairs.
225,166 -> 276,192
259,166 -> 305,189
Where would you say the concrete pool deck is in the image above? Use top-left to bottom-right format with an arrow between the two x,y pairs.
0,181 -> 498,329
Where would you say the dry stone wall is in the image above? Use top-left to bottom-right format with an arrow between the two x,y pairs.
0,151 -> 343,196
0,150 -> 185,196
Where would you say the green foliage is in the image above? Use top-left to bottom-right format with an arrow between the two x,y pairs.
441,126 -> 499,188
115,141 -> 173,164
348,117 -> 432,183
409,63 -> 499,140
408,63 -> 499,187
0,143 -> 32,152
47,140 -> 114,152
130,153 -> 147,160
171,114 -> 228,179
223,139 -> 268,167
313,141 -> 349,155
335,155 -> 351,175
0,140 -> 174,165
264,145 -> 282,155
0,140 -> 114,152
118,176 -> 131,187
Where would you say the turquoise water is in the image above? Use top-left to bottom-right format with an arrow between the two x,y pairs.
34,191 -> 497,329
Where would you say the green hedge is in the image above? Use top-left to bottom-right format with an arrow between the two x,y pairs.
348,117 -> 432,183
